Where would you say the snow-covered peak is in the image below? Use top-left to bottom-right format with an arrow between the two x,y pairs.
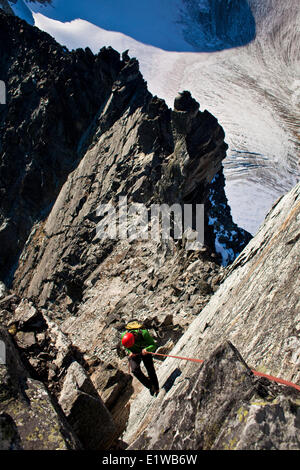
28,0 -> 196,52
26,0 -> 256,53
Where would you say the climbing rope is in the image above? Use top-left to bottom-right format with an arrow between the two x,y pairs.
149,351 -> 204,364
149,351 -> 300,392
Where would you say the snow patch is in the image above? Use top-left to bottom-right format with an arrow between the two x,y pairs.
208,215 -> 234,266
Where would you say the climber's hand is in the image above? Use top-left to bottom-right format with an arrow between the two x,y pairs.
142,349 -> 149,355
129,352 -> 138,358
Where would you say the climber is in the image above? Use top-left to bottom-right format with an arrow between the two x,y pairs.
121,322 -> 159,397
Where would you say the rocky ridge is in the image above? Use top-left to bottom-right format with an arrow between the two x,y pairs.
0,10 -> 250,287
0,326 -> 81,450
129,341 -> 300,450
0,10 -> 124,282
123,181 -> 300,450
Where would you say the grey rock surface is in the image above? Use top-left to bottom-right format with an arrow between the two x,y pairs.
0,327 -> 81,450
0,298 -> 131,448
58,360 -> 116,450
123,182 -> 300,449
0,11 -> 124,281
12,90 -> 232,309
128,341 -> 300,450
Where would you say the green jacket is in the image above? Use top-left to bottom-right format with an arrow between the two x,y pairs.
121,329 -> 157,355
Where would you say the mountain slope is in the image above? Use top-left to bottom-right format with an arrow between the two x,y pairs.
26,0 -> 300,234
124,181 -> 300,448
129,341 -> 300,450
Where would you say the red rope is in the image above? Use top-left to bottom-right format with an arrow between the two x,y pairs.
150,351 -> 204,364
149,352 -> 300,392
251,370 -> 300,391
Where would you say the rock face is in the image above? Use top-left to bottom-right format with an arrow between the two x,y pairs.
0,298 -> 127,449
11,83 -> 247,309
123,182 -> 300,449
0,10 -> 124,282
2,10 -> 297,451
0,327 -> 81,450
58,361 -> 116,450
0,11 -> 250,290
128,341 -> 300,450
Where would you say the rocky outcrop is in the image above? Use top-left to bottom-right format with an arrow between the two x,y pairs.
0,298 -> 129,449
128,341 -> 300,450
11,83 -> 245,310
58,361 -> 116,450
0,327 -> 81,449
123,181 -> 300,449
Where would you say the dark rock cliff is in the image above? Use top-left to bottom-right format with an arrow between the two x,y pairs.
129,341 -> 300,450
0,10 -> 124,282
0,11 -> 251,289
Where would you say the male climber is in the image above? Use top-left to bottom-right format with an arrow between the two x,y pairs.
121,322 -> 159,397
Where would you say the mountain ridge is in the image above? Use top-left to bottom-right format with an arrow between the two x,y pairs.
0,8 -> 298,451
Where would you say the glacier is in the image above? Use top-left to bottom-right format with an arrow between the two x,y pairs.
3,0 -> 300,235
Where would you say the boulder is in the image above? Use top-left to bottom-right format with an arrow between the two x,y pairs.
58,361 -> 116,450
90,362 -> 134,441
